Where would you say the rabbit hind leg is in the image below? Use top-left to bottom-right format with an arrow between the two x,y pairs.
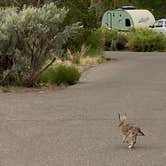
128,135 -> 137,149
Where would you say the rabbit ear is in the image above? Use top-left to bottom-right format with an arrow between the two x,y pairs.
121,113 -> 127,121
124,113 -> 127,119
118,113 -> 121,121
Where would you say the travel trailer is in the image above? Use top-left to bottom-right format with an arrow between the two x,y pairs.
102,6 -> 155,31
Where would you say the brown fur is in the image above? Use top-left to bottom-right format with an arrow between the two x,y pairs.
118,113 -> 145,148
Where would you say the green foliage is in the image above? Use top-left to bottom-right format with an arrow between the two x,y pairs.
56,0 -> 98,53
63,28 -> 91,54
91,0 -> 131,25
1,1 -> 166,25
91,0 -> 166,19
103,28 -> 128,51
0,3 -> 80,87
41,64 -> 80,85
84,27 -> 128,53
105,29 -> 118,43
128,28 -> 166,52
40,67 -> 55,84
104,28 -> 118,50
85,27 -> 166,52
57,0 -> 98,28
0,0 -> 50,7
85,28 -> 105,54
111,32 -> 128,51
131,0 -> 166,19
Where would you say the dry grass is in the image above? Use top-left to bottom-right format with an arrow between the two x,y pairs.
54,55 -> 107,73
78,56 -> 106,72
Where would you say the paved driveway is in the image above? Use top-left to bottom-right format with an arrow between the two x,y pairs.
0,52 -> 166,166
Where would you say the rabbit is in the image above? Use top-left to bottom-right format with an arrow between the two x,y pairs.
118,113 -> 145,149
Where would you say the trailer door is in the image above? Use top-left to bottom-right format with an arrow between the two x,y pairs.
107,13 -> 112,29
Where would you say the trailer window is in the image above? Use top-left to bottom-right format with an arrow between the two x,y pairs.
154,21 -> 163,27
158,21 -> 163,27
125,19 -> 131,27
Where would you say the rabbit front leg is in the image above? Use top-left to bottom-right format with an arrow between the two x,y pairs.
122,131 -> 130,143
122,135 -> 128,143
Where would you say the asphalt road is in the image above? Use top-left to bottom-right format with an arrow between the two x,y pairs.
0,51 -> 166,166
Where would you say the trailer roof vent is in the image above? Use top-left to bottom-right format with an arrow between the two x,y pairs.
119,6 -> 137,10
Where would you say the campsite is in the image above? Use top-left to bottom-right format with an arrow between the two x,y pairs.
0,1 -> 166,166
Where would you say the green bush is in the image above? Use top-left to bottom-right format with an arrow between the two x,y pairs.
63,28 -> 91,54
128,28 -> 166,52
40,67 -> 56,84
85,27 -> 105,54
0,3 -> 80,87
41,64 -> 80,85
111,32 -> 128,51
104,29 -> 118,47
103,28 -> 128,51
84,27 -> 128,53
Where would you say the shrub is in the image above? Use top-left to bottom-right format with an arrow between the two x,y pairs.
40,67 -> 56,84
104,28 -> 118,50
111,32 -> 128,51
0,3 -> 80,87
84,27 -> 128,53
103,28 -> 128,51
85,27 -> 105,55
41,64 -> 80,85
128,28 -> 166,52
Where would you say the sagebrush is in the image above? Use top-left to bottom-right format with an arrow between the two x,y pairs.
0,3 -> 80,87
